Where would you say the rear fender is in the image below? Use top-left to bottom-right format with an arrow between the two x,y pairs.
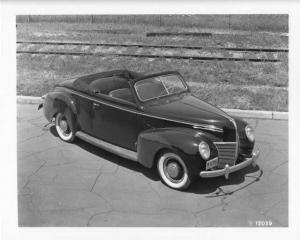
43,91 -> 78,130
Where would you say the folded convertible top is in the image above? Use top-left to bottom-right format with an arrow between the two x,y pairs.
57,69 -> 144,92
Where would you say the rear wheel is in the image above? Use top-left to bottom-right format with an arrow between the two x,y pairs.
157,151 -> 192,190
55,112 -> 75,142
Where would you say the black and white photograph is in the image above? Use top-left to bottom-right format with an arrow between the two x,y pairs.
1,0 -> 300,239
16,13 -> 288,227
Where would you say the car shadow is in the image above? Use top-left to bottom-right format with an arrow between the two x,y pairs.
187,165 -> 262,195
49,126 -> 263,195
50,125 -> 59,137
50,126 -> 160,182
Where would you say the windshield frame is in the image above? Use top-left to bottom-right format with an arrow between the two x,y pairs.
133,73 -> 189,103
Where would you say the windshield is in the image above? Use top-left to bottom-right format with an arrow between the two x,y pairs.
134,74 -> 188,102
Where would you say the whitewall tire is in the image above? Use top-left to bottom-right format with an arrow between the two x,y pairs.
55,112 -> 75,142
157,152 -> 191,190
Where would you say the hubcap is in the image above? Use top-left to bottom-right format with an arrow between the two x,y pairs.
166,161 -> 183,180
59,119 -> 69,133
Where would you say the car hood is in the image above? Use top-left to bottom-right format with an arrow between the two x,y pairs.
144,94 -> 235,130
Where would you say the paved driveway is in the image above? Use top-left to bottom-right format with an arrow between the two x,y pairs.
17,103 -> 288,227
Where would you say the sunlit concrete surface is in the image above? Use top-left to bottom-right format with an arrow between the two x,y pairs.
17,103 -> 288,227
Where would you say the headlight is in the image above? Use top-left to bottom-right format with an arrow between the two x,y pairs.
198,141 -> 210,160
245,125 -> 255,142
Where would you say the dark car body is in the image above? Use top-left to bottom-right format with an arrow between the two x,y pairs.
41,69 -> 259,189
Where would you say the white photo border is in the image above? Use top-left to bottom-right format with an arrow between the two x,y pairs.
1,1 -> 299,239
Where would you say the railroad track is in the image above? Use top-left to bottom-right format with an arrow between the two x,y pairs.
16,41 -> 288,53
16,40 -> 288,62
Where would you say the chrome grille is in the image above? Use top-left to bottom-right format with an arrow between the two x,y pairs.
214,142 -> 238,168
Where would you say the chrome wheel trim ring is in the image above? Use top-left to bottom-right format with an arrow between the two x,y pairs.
55,113 -> 73,141
164,160 -> 184,182
158,152 -> 189,189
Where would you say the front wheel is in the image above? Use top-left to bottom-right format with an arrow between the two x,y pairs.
55,112 -> 75,142
157,151 -> 192,190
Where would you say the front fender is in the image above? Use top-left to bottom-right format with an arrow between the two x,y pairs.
137,127 -> 219,176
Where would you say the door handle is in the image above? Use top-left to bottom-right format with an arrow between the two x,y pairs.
92,102 -> 101,109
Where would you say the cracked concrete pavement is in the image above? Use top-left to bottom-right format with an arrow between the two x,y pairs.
17,103 -> 288,227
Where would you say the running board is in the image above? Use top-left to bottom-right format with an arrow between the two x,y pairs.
75,131 -> 138,162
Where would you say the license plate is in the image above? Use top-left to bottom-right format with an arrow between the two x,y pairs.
206,158 -> 218,170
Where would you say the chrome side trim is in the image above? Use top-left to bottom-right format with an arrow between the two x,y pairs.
193,125 -> 223,133
57,87 -> 223,133
213,142 -> 236,144
75,131 -> 138,162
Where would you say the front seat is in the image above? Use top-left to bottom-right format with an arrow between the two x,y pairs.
89,76 -> 128,95
108,88 -> 135,103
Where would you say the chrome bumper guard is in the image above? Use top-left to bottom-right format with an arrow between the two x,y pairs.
199,150 -> 260,179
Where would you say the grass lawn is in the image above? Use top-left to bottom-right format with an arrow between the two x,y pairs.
17,54 -> 288,111
16,22 -> 288,111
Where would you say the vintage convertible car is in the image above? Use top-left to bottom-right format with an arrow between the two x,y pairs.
40,69 -> 259,190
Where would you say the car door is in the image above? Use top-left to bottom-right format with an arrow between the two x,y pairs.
91,97 -> 142,151
73,93 -> 94,135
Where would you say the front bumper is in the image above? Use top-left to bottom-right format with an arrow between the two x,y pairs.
199,150 -> 260,179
